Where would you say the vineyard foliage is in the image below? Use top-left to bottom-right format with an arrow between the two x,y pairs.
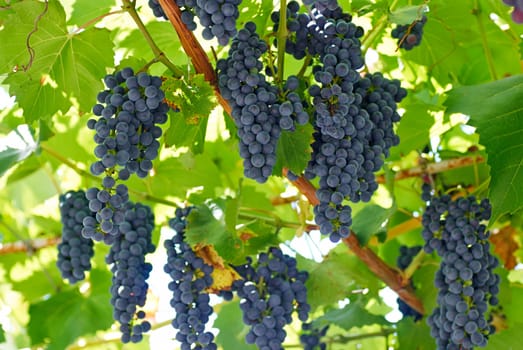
0,0 -> 523,349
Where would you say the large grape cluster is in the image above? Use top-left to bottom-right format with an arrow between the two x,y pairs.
217,22 -> 281,183
164,207 -> 217,350
231,247 -> 310,349
421,185 -> 500,349
503,0 -> 523,23
391,16 -> 427,50
300,322 -> 329,350
105,201 -> 156,343
56,190 -> 95,284
83,67 -> 168,243
396,245 -> 422,321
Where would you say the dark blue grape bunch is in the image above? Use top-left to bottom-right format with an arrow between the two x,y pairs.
391,15 -> 427,50
148,0 -> 167,19
231,247 -> 310,349
271,1 -> 355,60
217,22 -> 282,183
277,75 -> 310,131
168,0 -> 240,46
396,245 -> 423,321
421,191 -> 500,349
56,190 -> 95,284
300,322 -> 329,350
164,207 -> 217,350
105,201 -> 156,343
84,67 -> 168,243
303,0 -> 340,12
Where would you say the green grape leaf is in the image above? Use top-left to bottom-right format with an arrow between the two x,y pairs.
390,103 -> 434,159
484,323 -> 523,349
27,273 -> 112,350
351,204 -> 395,246
298,252 -> 380,310
317,302 -> 391,330
1,1 -> 114,121
0,323 -> 5,343
214,300 -> 257,350
397,318 -> 433,350
185,204 -> 232,247
445,74 -> 523,221
163,75 -> 216,154
389,5 -> 427,25
273,123 -> 314,176
0,124 -> 37,177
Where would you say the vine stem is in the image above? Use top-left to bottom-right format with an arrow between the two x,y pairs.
40,144 -> 181,208
0,237 -> 61,255
277,0 -> 288,83
121,0 -> 184,77
375,155 -> 485,184
472,0 -> 498,80
283,169 -> 425,315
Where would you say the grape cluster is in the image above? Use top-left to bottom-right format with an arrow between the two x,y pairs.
56,190 -> 95,284
217,22 -> 281,183
396,245 -> 422,321
391,16 -> 427,50
272,1 -> 353,60
503,0 -> 523,23
166,0 -> 241,46
306,73 -> 405,242
300,323 -> 328,350
164,207 -> 217,350
421,186 -> 500,349
231,247 -> 310,349
105,201 -> 156,343
83,67 -> 168,243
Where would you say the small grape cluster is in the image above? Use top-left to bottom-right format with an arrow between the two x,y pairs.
391,16 -> 427,50
151,0 -> 241,45
105,201 -> 156,343
148,0 -> 167,19
300,322 -> 329,350
396,245 -> 422,321
84,67 -> 168,243
503,0 -> 523,23
421,184 -> 500,349
217,22 -> 281,183
56,190 -> 95,284
164,207 -> 217,350
231,247 -> 310,349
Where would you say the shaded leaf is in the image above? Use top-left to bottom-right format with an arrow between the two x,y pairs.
0,124 -> 37,177
273,123 -> 314,176
352,204 -> 395,246
318,302 -> 390,330
214,300 -> 256,350
445,74 -> 523,221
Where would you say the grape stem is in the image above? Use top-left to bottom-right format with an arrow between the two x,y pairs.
121,0 -> 184,77
472,0 -> 498,80
403,249 -> 426,281
276,0 -> 288,83
0,237 -> 61,255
